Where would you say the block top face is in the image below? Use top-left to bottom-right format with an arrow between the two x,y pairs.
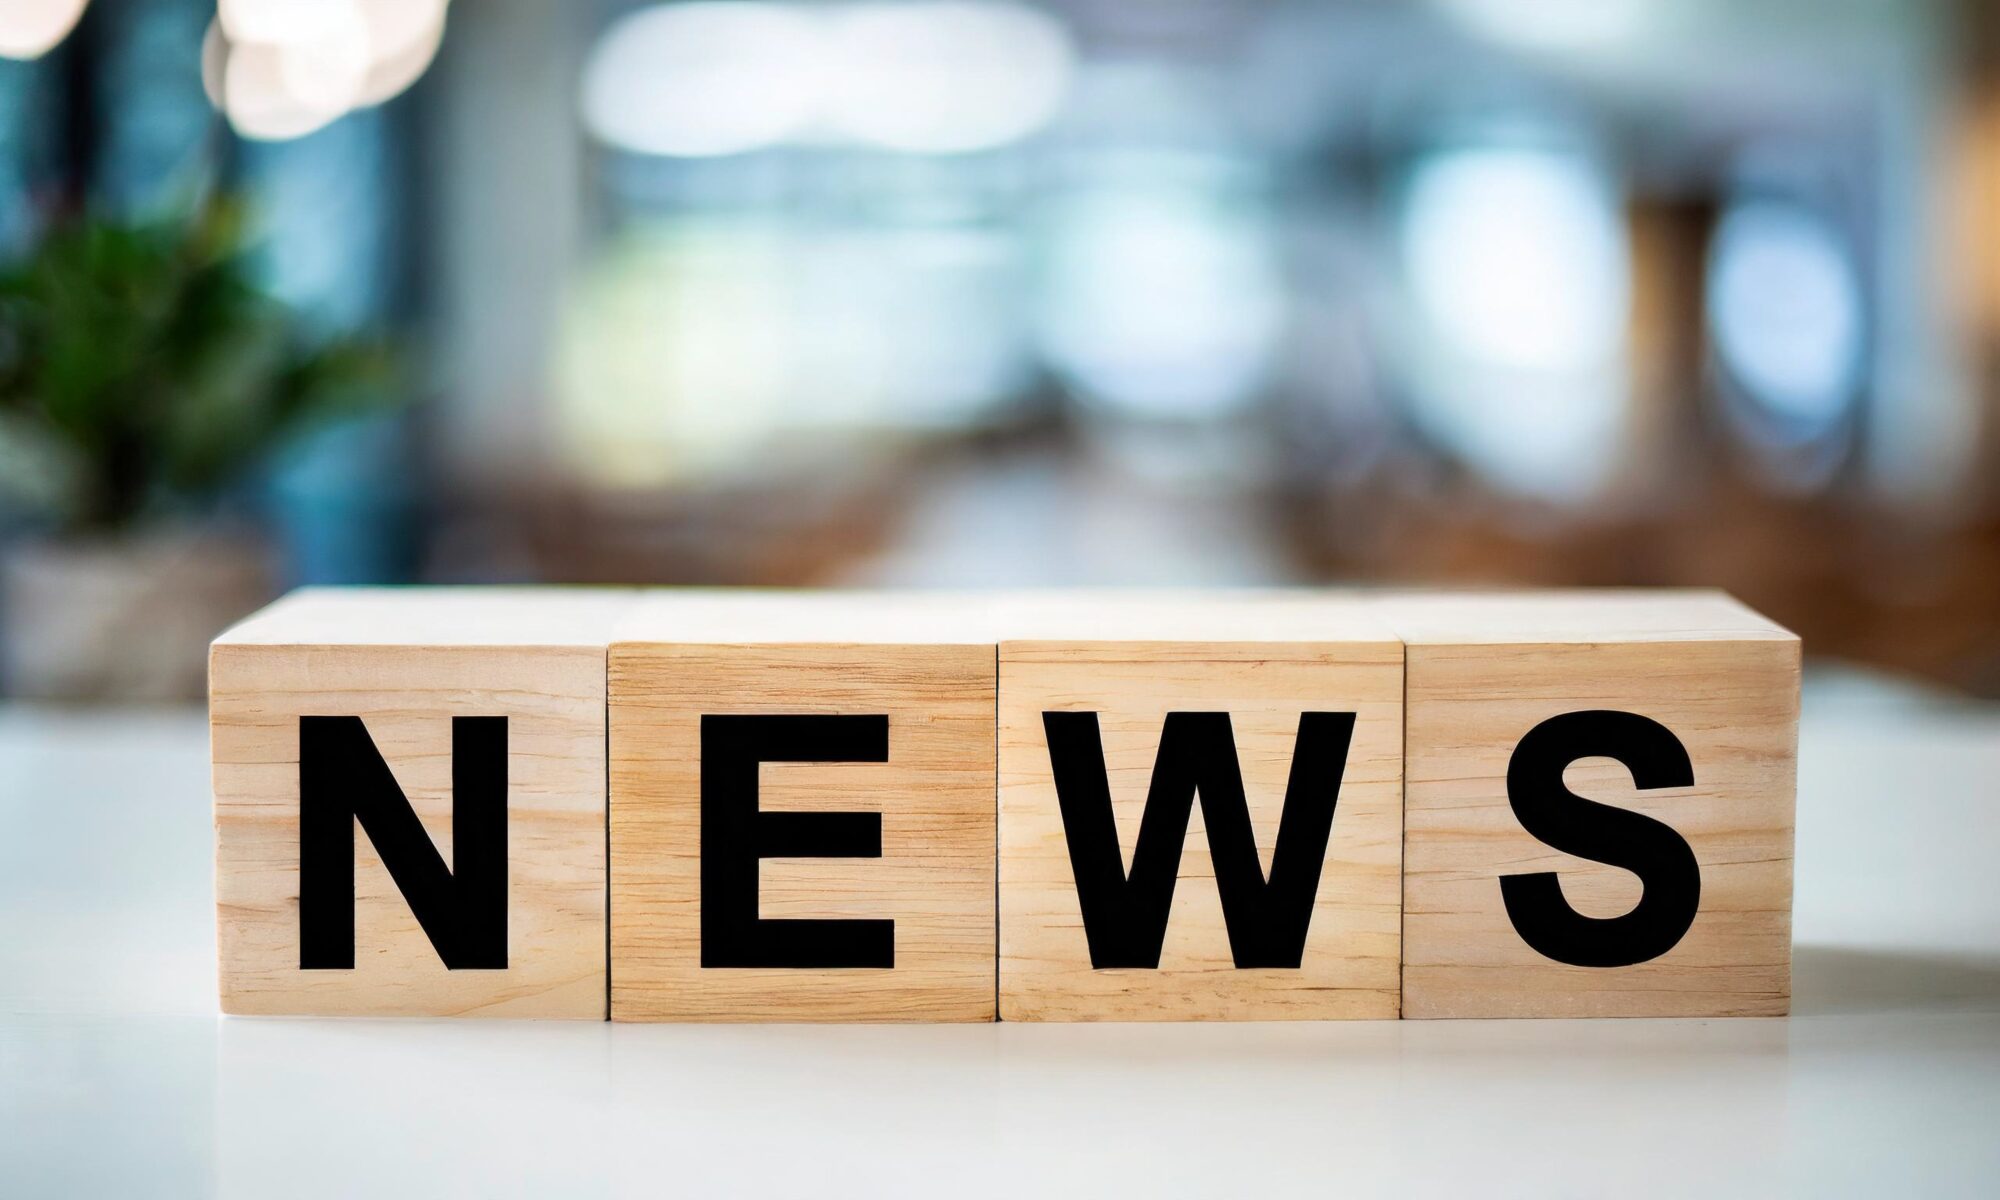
1373,589 -> 1797,646
214,587 -> 635,648
613,588 -> 1397,648
989,589 -> 1398,646
613,589 -> 997,645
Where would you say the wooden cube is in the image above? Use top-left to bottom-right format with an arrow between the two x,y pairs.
609,592 -> 996,1021
998,594 -> 1404,1021
211,588 -> 627,1018
1386,590 -> 1800,1018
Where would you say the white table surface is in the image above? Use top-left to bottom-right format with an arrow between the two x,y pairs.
2,679 -> 1997,1198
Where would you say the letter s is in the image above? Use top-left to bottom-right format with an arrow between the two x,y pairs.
1499,710 -> 1701,968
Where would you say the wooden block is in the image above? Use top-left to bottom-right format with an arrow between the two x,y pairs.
1385,590 -> 1800,1018
211,588 -> 626,1018
997,594 -> 1404,1020
609,592 -> 996,1021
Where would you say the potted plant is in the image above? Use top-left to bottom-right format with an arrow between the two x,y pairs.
0,199 -> 392,701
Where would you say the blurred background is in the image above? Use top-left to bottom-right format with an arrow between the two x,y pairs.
0,0 -> 1997,701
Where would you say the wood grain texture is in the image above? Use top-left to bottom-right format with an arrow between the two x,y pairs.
999,633 -> 1404,1021
609,640 -> 997,1022
1386,592 -> 1800,1018
211,590 -> 623,1018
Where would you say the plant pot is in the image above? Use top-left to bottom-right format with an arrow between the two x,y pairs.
0,529 -> 276,703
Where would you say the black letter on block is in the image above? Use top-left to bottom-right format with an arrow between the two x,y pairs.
1043,711 -> 1356,969
700,714 -> 894,969
298,715 -> 508,970
1500,709 -> 1701,968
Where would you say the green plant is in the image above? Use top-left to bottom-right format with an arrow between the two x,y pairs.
0,198 -> 394,535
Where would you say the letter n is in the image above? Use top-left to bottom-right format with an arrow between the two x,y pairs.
298,715 -> 508,970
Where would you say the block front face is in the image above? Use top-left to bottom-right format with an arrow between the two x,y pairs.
1401,626 -> 1800,1018
212,642 -> 609,1018
609,644 -> 997,1021
999,642 -> 1404,1021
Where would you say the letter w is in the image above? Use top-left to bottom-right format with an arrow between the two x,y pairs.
1042,711 -> 1355,969
298,715 -> 508,970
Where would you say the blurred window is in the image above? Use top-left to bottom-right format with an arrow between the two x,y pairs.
559,1 -> 1072,486
1707,197 -> 1865,444
1398,140 -> 1631,500
94,0 -> 214,214
1039,167 -> 1282,420
0,58 -> 57,253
